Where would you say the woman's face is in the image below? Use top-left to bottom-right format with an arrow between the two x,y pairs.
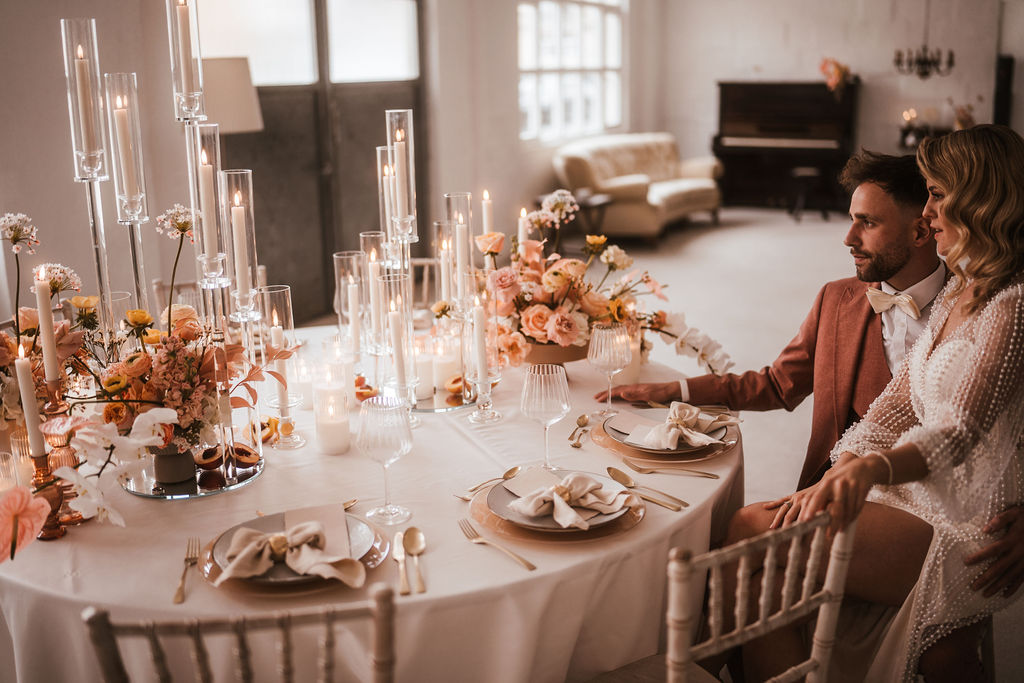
923,178 -> 954,256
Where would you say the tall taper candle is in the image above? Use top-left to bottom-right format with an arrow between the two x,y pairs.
231,191 -> 252,296
74,45 -> 98,152
455,220 -> 468,303
175,0 -> 196,94
472,299 -> 488,393
14,349 -> 46,458
388,305 -> 407,389
270,321 -> 290,418
347,280 -> 361,355
34,270 -> 59,382
393,130 -> 409,218
112,96 -> 139,196
368,256 -> 382,341
198,148 -> 217,258
481,189 -> 493,234
517,207 -> 528,255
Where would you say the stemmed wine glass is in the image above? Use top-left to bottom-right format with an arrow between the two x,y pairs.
356,395 -> 413,525
588,323 -> 632,420
520,364 -> 571,470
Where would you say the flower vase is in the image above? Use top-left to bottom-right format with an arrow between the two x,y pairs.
150,445 -> 196,484
525,341 -> 589,366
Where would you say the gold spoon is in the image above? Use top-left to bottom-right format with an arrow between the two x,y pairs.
570,429 -> 589,448
342,498 -> 359,511
403,527 -> 427,593
466,466 -> 521,493
623,459 -> 718,479
606,466 -> 688,509
567,414 -> 590,441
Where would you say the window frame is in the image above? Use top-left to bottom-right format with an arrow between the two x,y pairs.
517,0 -> 629,145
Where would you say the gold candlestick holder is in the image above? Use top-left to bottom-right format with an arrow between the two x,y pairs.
41,415 -> 85,526
29,447 -> 65,541
43,378 -> 70,416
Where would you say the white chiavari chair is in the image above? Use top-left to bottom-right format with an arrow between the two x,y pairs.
82,584 -> 395,683
591,511 -> 857,683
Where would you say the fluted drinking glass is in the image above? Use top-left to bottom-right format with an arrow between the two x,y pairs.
356,395 -> 413,525
520,364 -> 571,469
588,323 -> 633,419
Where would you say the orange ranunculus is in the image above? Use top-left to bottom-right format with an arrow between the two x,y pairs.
102,402 -> 129,425
124,309 -> 153,327
142,329 -> 162,346
122,351 -> 152,378
101,373 -> 129,395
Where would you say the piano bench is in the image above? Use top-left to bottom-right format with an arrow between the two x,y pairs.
788,166 -> 830,223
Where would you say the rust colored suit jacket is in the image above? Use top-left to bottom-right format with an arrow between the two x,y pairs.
687,277 -> 892,490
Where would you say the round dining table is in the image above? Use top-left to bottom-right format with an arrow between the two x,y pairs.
0,328 -> 744,683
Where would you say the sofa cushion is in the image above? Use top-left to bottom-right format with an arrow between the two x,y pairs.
595,173 -> 651,200
648,178 -> 720,214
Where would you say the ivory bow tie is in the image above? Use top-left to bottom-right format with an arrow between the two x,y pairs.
865,287 -> 921,319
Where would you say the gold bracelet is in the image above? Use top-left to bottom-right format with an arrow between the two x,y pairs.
867,451 -> 894,485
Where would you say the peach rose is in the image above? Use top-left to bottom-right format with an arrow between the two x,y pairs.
501,330 -> 529,367
521,239 -> 545,264
519,304 -> 552,343
16,307 -> 38,332
544,308 -> 585,347
474,232 -> 505,255
487,266 -> 521,304
122,351 -> 152,378
578,289 -> 611,318
0,332 -> 16,367
174,318 -> 202,341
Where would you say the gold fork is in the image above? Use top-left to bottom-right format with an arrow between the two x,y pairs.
173,537 -> 201,604
624,459 -> 719,479
457,519 -> 536,571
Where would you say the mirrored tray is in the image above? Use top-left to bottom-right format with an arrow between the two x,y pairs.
120,456 -> 264,500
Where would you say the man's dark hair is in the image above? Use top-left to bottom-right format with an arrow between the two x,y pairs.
838,150 -> 927,210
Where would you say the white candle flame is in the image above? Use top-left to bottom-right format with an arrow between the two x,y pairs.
483,189 -> 490,201
272,309 -> 279,327
520,207 -> 527,217
396,129 -> 404,143
76,44 -> 84,59
200,147 -> 209,165
233,190 -> 242,207
115,95 -> 124,109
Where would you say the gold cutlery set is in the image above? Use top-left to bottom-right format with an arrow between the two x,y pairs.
394,528 -> 428,595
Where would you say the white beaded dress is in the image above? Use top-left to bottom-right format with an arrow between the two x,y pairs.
830,276 -> 1024,681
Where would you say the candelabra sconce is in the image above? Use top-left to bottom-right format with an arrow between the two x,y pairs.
104,72 -> 152,314
165,0 -> 206,120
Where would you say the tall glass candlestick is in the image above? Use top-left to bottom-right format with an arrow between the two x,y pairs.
221,170 -> 259,320
376,146 -> 396,242
385,109 -> 416,231
333,251 -> 365,355
60,18 -> 108,180
104,72 -> 151,313
381,273 -> 419,428
189,123 -> 229,288
164,0 -> 205,120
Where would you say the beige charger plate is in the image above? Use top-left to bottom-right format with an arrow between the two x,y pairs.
591,421 -> 738,464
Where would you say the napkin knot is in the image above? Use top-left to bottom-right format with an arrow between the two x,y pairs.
508,472 -> 639,530
640,401 -> 740,450
267,533 -> 290,561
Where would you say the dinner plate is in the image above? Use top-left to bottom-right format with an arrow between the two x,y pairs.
604,410 -> 729,456
485,470 -> 630,533
211,509 -> 375,585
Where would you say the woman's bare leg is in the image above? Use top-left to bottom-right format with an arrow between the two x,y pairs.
918,621 -> 987,683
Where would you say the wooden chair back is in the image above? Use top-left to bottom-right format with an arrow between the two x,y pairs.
82,584 -> 395,683
669,513 -> 857,683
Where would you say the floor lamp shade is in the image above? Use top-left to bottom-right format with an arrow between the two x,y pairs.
201,57 -> 264,134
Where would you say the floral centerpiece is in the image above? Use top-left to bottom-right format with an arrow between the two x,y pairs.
820,57 -> 854,100
445,190 -> 733,374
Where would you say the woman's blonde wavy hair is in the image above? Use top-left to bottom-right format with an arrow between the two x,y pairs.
917,124 -> 1024,312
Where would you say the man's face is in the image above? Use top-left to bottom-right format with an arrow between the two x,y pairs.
844,182 -> 918,283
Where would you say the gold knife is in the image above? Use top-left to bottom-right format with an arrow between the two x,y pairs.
393,531 -> 410,596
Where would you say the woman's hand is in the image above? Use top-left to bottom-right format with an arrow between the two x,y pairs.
799,452 -> 886,533
593,381 -> 680,404
764,482 -> 822,529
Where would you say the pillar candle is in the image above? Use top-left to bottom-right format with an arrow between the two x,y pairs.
347,281 -> 361,355
393,130 -> 409,218
415,351 -> 434,400
14,350 -> 46,458
472,301 -> 489,394
197,148 -> 217,258
231,192 -> 252,296
175,0 -> 196,94
389,307 -> 407,389
481,190 -> 493,234
113,97 -> 140,197
34,270 -> 59,382
517,208 -> 528,255
455,220 -> 468,302
315,395 -> 350,455
270,323 -> 289,417
433,353 -> 459,393
74,45 -> 98,152
368,258 -> 382,341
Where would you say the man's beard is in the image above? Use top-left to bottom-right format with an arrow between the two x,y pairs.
853,244 -> 911,283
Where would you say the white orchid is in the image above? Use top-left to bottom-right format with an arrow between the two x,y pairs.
120,408 -> 179,460
53,466 -> 126,527
673,323 -> 734,376
70,421 -> 121,468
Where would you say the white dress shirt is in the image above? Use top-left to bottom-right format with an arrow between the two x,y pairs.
678,263 -> 948,400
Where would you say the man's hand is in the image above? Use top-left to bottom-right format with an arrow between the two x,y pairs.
964,505 -> 1024,598
593,381 -> 681,405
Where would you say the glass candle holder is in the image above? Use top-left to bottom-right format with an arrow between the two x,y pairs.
445,193 -> 474,307
189,124 -> 227,283
221,170 -> 259,317
376,145 -> 396,241
294,356 -> 316,410
385,109 -> 416,223
258,285 -> 304,449
315,391 -> 350,455
381,273 -> 417,413
361,231 -> 387,353
433,220 -> 454,305
60,18 -> 108,180
333,251 -> 365,354
321,337 -> 356,407
468,297 -> 500,424
164,0 -> 206,120
103,73 -> 147,223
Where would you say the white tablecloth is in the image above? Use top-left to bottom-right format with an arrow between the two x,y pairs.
0,333 -> 743,682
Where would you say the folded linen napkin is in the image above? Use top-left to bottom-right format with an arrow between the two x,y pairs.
507,471 -> 639,530
639,401 -> 740,450
213,520 -> 366,587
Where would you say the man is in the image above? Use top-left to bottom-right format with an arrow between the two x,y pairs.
601,150 -> 945,490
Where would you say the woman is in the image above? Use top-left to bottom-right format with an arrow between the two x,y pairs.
740,125 -> 1024,682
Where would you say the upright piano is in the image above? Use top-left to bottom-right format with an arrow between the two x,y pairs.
712,80 -> 859,211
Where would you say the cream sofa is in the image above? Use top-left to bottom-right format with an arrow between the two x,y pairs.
552,132 -> 722,238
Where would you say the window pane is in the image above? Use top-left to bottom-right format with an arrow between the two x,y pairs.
604,71 -> 621,127
604,12 -> 621,68
538,1 -> 560,69
198,0 -> 316,85
539,72 -> 561,141
518,4 -> 537,70
519,74 -> 539,140
327,0 -> 418,83
560,3 -> 580,68
581,5 -> 602,68
561,73 -> 582,137
582,72 -> 602,133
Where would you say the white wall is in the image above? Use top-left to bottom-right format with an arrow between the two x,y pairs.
664,0 -> 1001,159
0,0 -> 187,320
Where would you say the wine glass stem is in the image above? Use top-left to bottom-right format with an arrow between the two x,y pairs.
606,373 -> 614,413
382,462 -> 392,508
543,424 -> 551,468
